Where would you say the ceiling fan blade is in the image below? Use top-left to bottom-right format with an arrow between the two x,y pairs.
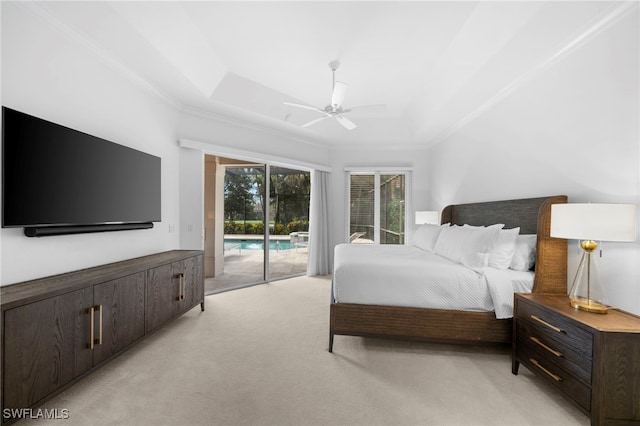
283,102 -> 324,113
343,104 -> 387,115
301,115 -> 330,128
331,81 -> 349,108
336,115 -> 357,130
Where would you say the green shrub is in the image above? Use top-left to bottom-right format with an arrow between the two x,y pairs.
248,222 -> 264,234
287,220 -> 309,233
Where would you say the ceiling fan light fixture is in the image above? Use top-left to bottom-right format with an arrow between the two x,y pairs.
282,60 -> 385,131
331,81 -> 349,108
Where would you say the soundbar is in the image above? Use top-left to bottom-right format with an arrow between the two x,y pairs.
24,222 -> 154,237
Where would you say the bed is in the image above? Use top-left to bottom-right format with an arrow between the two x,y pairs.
329,195 -> 568,352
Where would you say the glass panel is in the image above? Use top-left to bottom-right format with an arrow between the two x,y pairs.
269,167 -> 310,280
349,174 -> 374,244
218,165 -> 266,288
379,174 -> 405,244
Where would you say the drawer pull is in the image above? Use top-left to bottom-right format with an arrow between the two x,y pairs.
530,315 -> 565,333
88,306 -> 95,350
530,337 -> 563,357
530,358 -> 562,382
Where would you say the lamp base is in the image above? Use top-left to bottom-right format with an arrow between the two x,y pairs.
570,297 -> 609,314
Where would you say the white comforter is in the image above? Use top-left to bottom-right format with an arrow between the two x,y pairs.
332,244 -> 533,319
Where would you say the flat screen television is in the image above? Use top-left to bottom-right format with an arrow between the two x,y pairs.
2,107 -> 161,237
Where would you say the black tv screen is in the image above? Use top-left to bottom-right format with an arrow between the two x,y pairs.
2,107 -> 161,234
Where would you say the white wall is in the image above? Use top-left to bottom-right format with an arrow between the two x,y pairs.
426,8 -> 640,314
178,146 -> 204,250
1,3 -> 180,285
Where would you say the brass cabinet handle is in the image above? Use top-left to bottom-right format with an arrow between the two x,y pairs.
96,305 -> 103,346
88,306 -> 95,350
530,315 -> 565,333
530,358 -> 562,382
175,273 -> 181,301
181,274 -> 185,300
180,273 -> 185,300
530,336 -> 563,357
176,273 -> 185,301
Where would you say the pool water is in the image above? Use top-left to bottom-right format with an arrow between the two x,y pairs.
224,239 -> 295,251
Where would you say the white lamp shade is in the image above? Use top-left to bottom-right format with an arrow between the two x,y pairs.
415,211 -> 439,225
550,203 -> 637,242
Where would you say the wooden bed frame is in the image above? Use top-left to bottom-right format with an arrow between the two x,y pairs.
329,195 -> 568,352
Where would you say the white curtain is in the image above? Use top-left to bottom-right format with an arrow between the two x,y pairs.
307,170 -> 331,276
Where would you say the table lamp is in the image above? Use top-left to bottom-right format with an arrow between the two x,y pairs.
550,203 -> 637,313
415,211 -> 439,225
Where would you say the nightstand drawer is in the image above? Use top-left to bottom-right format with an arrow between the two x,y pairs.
513,293 -> 640,425
516,320 -> 592,384
516,298 -> 593,357
519,354 -> 591,412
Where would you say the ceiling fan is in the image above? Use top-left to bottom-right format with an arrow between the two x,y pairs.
284,60 -> 385,130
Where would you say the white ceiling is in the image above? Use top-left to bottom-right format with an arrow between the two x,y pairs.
31,1 -> 630,149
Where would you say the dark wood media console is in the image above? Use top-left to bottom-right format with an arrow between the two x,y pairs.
0,250 -> 204,425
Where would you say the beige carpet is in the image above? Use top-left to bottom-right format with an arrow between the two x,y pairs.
21,275 -> 588,426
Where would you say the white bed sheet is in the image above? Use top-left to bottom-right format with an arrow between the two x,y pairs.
332,243 -> 534,319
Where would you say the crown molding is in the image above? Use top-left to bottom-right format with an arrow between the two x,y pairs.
179,105 -> 332,150
179,138 -> 332,172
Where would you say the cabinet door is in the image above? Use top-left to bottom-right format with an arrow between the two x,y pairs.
3,288 -> 93,411
145,263 -> 180,333
93,272 -> 146,365
178,255 -> 204,312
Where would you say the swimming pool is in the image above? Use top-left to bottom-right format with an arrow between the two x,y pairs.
224,239 -> 295,251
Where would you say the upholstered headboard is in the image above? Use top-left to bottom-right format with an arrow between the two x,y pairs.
440,195 -> 568,295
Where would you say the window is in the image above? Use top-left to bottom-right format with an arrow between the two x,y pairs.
347,170 -> 410,244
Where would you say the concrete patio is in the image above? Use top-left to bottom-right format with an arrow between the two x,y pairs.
205,240 -> 308,293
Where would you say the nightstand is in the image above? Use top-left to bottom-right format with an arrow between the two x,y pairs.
512,293 -> 640,426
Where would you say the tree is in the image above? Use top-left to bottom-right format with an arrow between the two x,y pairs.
270,171 -> 310,226
224,170 -> 255,221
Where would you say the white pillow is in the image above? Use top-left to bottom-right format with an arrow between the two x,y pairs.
435,224 -> 503,269
434,225 -> 468,263
411,223 -> 445,253
460,224 -> 504,269
510,234 -> 537,271
488,227 -> 520,270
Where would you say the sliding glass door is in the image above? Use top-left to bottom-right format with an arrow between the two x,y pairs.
268,166 -> 311,280
206,159 -> 310,294
222,165 -> 266,287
